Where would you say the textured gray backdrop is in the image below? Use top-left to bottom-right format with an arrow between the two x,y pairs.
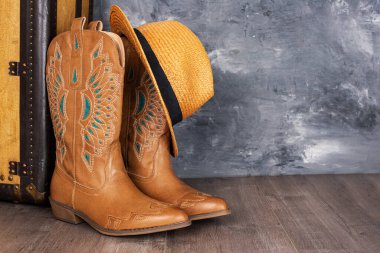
94,0 -> 380,178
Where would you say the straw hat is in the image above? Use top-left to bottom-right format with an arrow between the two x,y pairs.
110,5 -> 214,157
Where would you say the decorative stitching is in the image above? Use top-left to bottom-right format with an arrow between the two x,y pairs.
132,72 -> 166,161
106,216 -> 124,230
46,43 -> 69,164
79,38 -> 120,171
178,192 -> 211,209
105,201 -> 167,229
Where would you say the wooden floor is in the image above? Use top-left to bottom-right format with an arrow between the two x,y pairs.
0,174 -> 379,253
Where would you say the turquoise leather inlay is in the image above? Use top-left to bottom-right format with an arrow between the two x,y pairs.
59,95 -> 65,115
136,92 -> 145,114
84,153 -> 90,163
94,118 -> 103,124
90,74 -> 96,83
93,50 -> 99,58
136,143 -> 141,153
74,35 -> 79,49
88,128 -> 94,135
92,123 -> 99,128
82,95 -> 91,120
92,82 -> 99,88
72,68 -> 78,83
84,134 -> 90,143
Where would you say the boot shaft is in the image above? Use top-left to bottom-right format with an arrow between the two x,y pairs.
120,36 -> 171,179
46,18 -> 125,187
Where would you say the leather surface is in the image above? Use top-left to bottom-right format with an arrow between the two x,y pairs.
0,0 -> 56,204
0,0 -> 21,198
120,37 -> 229,217
21,0 -> 57,203
47,18 -> 189,231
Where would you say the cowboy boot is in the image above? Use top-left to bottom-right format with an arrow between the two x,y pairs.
46,18 -> 190,236
120,36 -> 231,221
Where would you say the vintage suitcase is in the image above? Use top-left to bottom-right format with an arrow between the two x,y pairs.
0,0 -> 93,204
57,0 -> 94,34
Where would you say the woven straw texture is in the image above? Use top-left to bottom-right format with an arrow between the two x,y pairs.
109,5 -> 214,156
138,21 -> 214,119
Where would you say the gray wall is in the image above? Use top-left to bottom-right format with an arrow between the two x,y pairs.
94,0 -> 380,178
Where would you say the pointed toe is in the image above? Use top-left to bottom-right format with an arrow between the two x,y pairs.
178,192 -> 230,220
171,207 -> 191,224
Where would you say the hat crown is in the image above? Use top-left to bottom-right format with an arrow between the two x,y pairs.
136,20 -> 214,120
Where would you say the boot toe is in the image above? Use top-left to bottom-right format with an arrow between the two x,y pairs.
117,205 -> 190,232
179,192 -> 230,219
162,206 -> 190,224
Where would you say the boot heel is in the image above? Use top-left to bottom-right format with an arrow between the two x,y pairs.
50,199 -> 84,224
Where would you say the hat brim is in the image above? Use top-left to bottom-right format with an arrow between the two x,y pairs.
110,5 -> 178,157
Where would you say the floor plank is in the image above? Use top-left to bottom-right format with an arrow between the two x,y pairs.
0,174 -> 379,253
292,176 -> 363,253
258,176 -> 348,253
305,175 -> 380,253
165,177 -> 296,253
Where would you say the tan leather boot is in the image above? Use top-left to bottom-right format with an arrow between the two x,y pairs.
120,36 -> 231,221
46,18 -> 190,236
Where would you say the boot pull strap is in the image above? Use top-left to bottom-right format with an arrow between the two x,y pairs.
71,17 -> 86,32
88,21 -> 103,31
70,17 -> 86,50
70,17 -> 86,89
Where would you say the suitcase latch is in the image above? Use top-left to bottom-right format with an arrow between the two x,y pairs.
8,62 -> 21,76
